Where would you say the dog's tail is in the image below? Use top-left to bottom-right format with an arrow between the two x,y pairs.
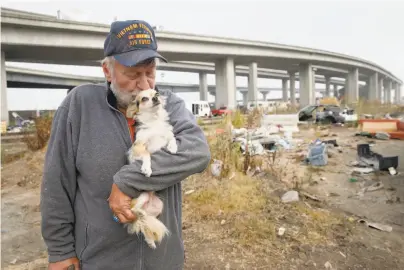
126,208 -> 170,248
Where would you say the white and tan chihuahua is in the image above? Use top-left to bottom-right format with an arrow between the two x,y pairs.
125,88 -> 177,249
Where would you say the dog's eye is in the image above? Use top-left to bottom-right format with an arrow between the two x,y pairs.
141,97 -> 149,102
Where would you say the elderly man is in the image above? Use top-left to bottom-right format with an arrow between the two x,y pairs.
40,19 -> 211,270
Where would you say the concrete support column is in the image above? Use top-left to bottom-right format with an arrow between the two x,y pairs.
299,63 -> 314,107
1,51 -> 8,125
346,68 -> 359,104
215,57 -> 236,109
288,72 -> 296,106
384,80 -> 392,104
248,62 -> 258,103
312,69 -> 317,103
396,84 -> 402,104
368,72 -> 378,101
378,77 -> 384,102
261,91 -> 268,101
324,76 -> 331,97
242,92 -> 248,105
282,78 -> 288,102
344,75 -> 349,103
392,82 -> 400,104
199,72 -> 208,101
234,67 -> 238,105
214,61 -> 224,108
333,84 -> 338,98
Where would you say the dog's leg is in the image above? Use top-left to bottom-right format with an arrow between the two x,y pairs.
141,153 -> 152,177
128,194 -> 169,248
127,141 -> 146,164
145,192 -> 164,217
126,210 -> 144,236
143,227 -> 157,249
128,142 -> 153,177
131,192 -> 150,211
127,145 -> 137,164
166,133 -> 178,154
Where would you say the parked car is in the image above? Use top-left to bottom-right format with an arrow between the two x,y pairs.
211,106 -> 232,117
298,104 -> 356,124
185,101 -> 212,117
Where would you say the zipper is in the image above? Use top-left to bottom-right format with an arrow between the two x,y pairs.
139,234 -> 143,270
105,96 -> 133,146
106,95 -> 143,269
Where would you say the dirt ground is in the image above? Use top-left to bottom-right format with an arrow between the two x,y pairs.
2,126 -> 404,270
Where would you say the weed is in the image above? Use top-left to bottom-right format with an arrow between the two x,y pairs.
22,115 -> 53,151
1,147 -> 26,165
207,129 -> 243,178
231,109 -> 245,128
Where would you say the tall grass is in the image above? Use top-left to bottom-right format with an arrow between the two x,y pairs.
22,115 -> 53,151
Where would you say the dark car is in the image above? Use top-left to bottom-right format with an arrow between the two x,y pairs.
298,104 -> 354,124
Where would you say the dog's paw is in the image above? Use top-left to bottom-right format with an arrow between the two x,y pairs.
127,150 -> 137,164
126,222 -> 138,235
147,242 -> 157,249
141,164 -> 152,177
145,239 -> 157,249
167,142 -> 178,154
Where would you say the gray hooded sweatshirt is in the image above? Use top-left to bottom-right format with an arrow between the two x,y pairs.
40,82 -> 211,270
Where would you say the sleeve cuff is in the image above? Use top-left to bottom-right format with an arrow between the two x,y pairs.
113,176 -> 142,198
48,251 -> 77,263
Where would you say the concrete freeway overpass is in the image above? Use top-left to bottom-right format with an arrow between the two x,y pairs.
5,65 -> 327,103
1,7 -> 403,124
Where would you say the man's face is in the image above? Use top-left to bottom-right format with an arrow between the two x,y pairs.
103,59 -> 157,108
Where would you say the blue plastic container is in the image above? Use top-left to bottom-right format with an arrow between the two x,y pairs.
307,143 -> 328,166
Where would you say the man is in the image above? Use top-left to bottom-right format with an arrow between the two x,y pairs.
40,19 -> 211,270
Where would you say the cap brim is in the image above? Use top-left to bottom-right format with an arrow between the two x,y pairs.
113,49 -> 167,67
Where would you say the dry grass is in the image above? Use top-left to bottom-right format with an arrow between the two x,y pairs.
184,171 -> 350,261
353,100 -> 404,117
246,108 -> 262,128
197,117 -> 205,126
267,106 -> 299,114
206,129 -> 244,178
1,148 -> 26,165
231,110 -> 245,129
184,109 -> 353,265
22,115 -> 53,151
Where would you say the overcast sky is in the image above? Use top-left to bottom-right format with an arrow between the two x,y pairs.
2,0 -> 404,110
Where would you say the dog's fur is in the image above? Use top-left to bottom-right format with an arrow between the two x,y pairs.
125,88 -> 177,249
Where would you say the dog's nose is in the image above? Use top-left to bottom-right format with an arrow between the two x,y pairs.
152,96 -> 158,102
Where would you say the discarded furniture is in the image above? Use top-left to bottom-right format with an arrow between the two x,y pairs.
357,144 -> 398,171
358,119 -> 404,140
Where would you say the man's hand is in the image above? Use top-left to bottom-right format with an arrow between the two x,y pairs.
108,183 -> 137,223
48,257 -> 80,270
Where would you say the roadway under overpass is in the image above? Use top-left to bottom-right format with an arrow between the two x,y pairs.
1,7 -> 403,124
5,65 -> 329,105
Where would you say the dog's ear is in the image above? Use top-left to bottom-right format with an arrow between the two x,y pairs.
126,100 -> 139,118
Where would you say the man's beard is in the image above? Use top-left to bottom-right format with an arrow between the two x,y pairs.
110,82 -> 140,108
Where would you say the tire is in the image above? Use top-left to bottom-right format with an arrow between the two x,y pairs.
320,117 -> 336,125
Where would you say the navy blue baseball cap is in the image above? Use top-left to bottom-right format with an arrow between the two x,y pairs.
104,20 -> 167,67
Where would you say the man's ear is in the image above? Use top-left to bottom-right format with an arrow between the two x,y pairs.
102,63 -> 113,82
126,100 -> 139,118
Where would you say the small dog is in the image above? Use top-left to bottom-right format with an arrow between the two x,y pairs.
125,88 -> 177,249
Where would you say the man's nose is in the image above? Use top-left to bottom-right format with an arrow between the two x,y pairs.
137,75 -> 151,90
